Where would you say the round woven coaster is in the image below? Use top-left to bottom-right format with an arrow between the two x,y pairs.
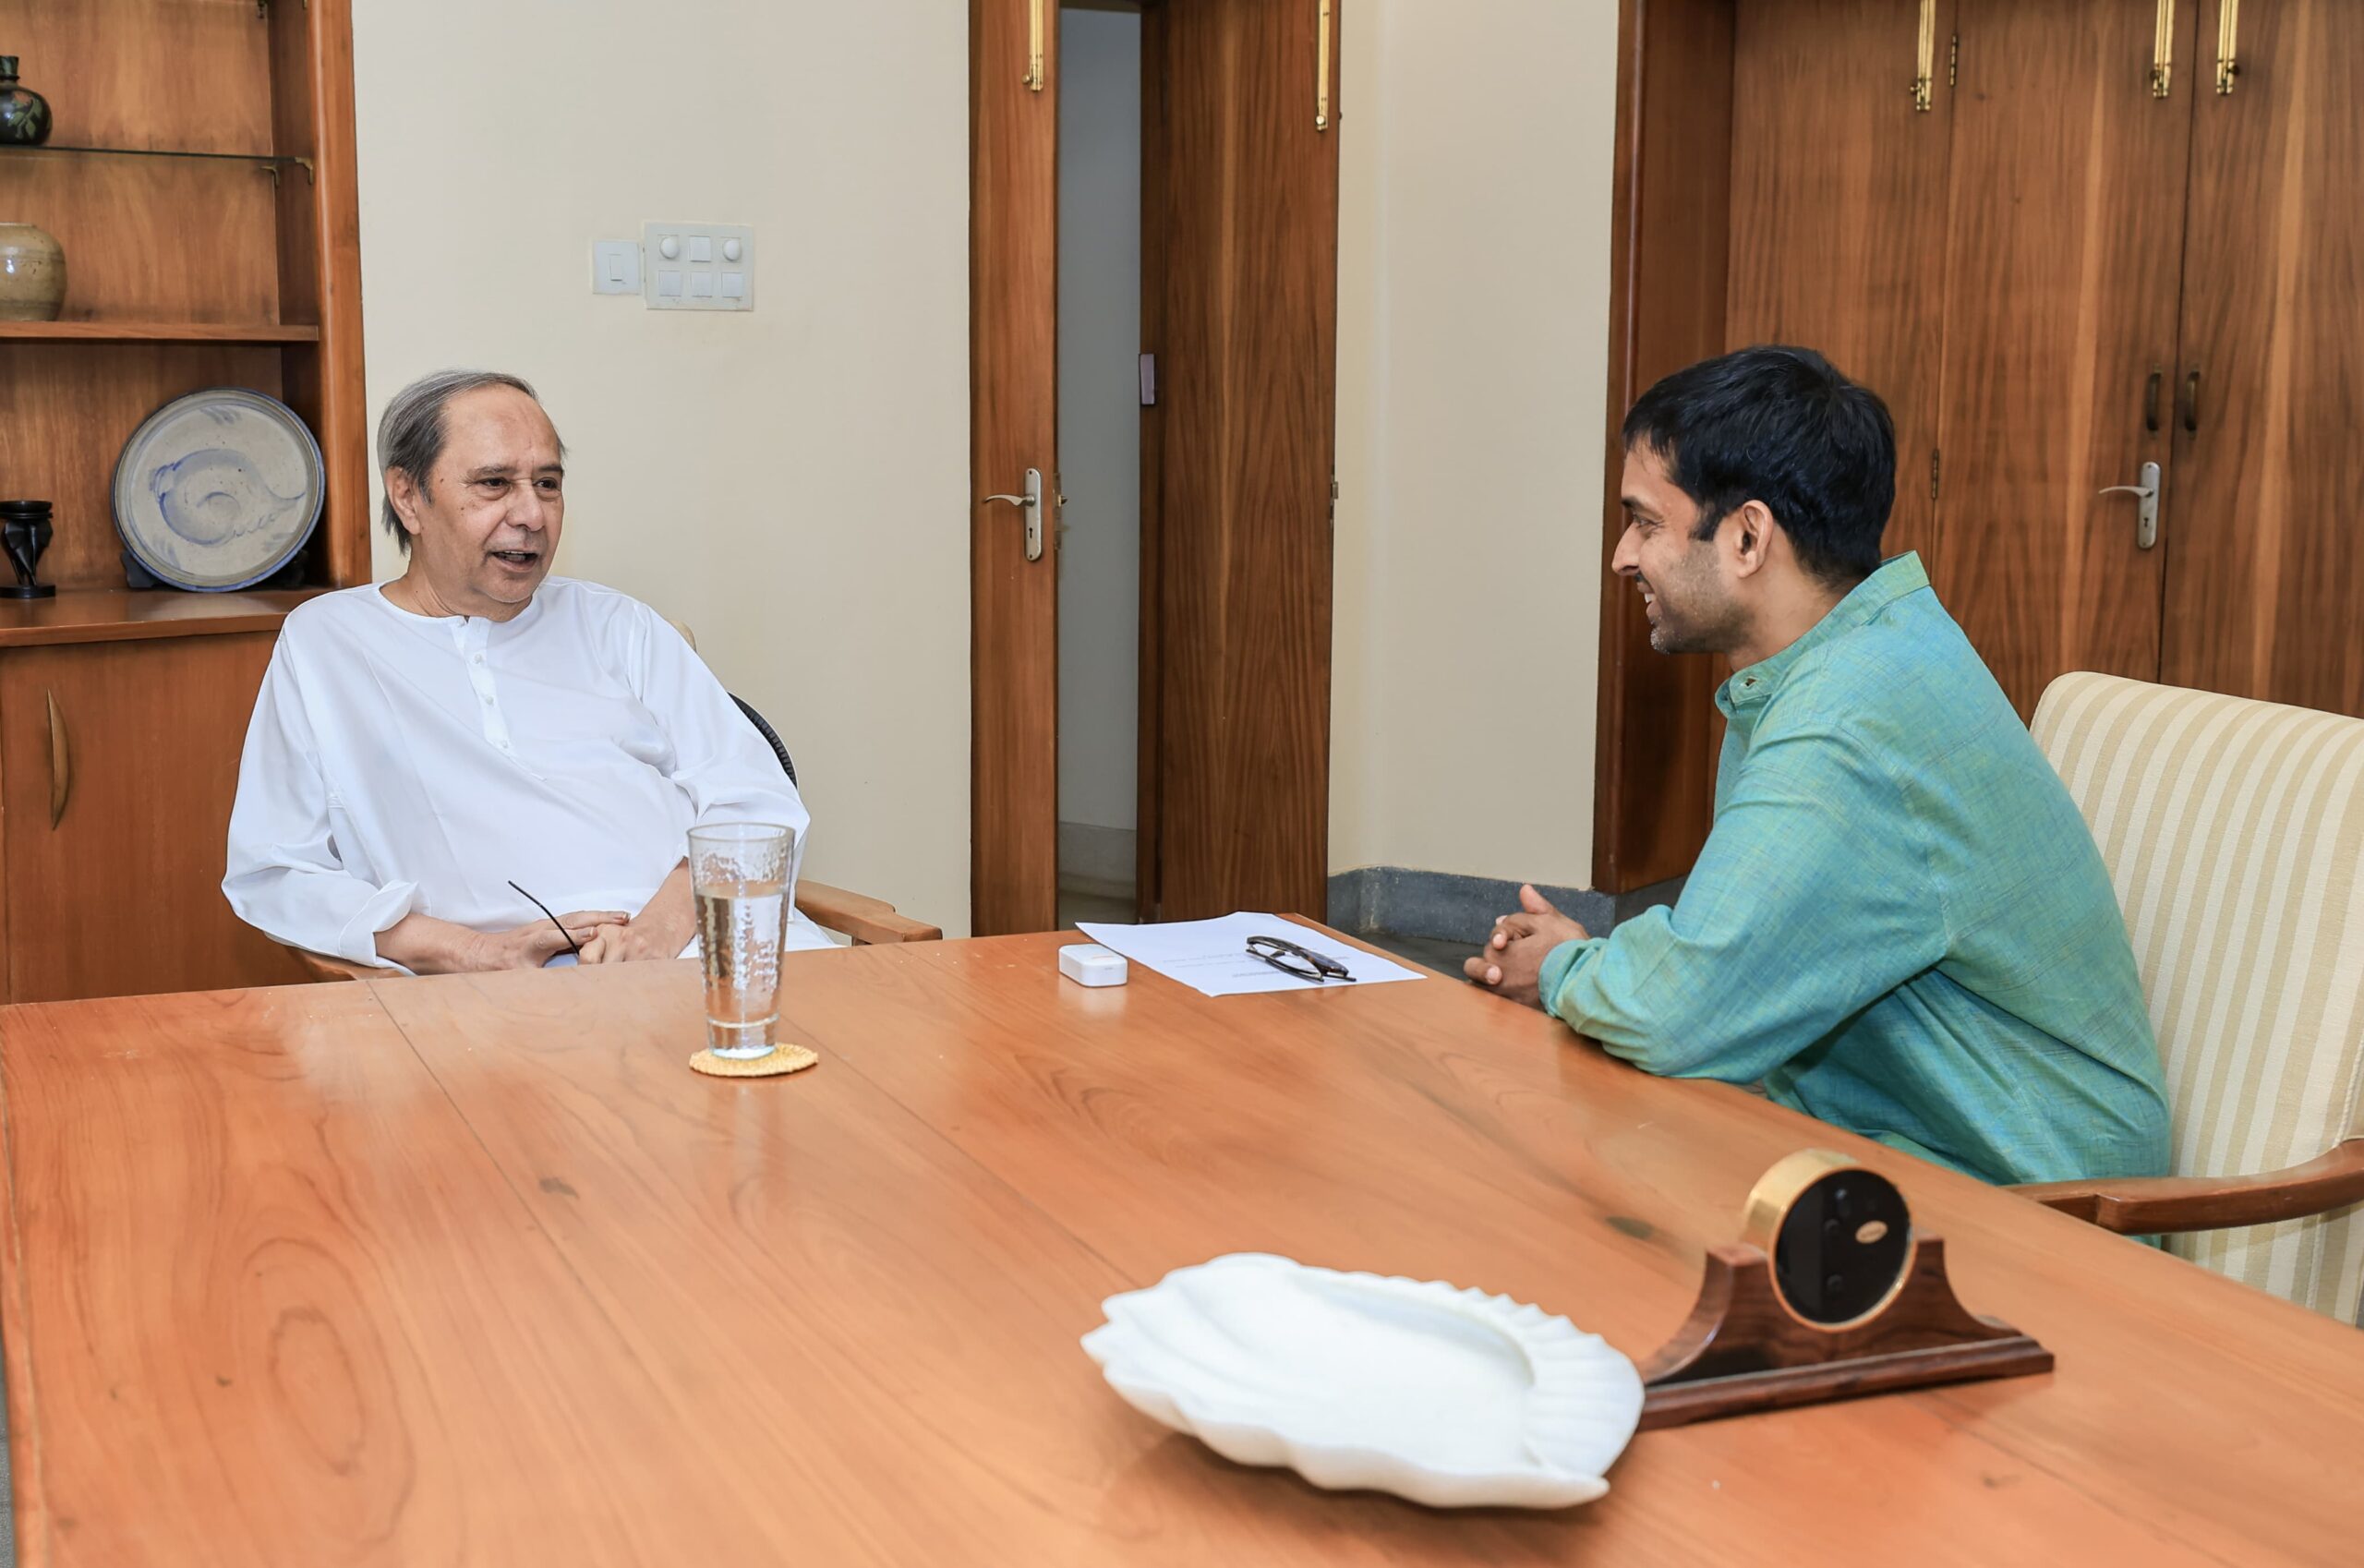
688,1043 -> 820,1079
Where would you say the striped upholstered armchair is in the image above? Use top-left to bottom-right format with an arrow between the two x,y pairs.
2014,674 -> 2364,1325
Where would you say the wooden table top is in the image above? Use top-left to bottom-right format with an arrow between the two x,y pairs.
1,929 -> 2358,1565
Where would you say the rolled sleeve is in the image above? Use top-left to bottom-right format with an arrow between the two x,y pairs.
1542,720 -> 1947,1084
223,645 -> 421,969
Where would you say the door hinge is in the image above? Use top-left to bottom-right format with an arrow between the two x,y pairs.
1329,474 -> 1340,525
1930,448 -> 1941,503
1949,33 -> 1959,89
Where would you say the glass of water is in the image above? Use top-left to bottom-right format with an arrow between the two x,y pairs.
688,823 -> 795,1058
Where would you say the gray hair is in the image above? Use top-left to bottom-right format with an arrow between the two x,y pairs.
376,368 -> 563,554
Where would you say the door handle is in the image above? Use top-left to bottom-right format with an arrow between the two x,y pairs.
2181,368 -> 2201,433
980,467 -> 1045,561
44,688 -> 69,827
2096,460 -> 2162,550
2143,368 -> 2162,433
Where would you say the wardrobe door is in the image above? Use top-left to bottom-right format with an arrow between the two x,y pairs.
1727,0 -> 1957,567
2162,0 -> 2364,716
1933,0 -> 2198,717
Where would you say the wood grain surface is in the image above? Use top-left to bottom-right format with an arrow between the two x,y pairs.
0,633 -> 311,1000
0,321 -> 320,344
0,588 -> 316,648
0,344 -> 287,590
1145,0 -> 1339,922
1593,0 -> 1731,894
277,0 -> 371,588
1933,0 -> 2194,718
4,935 -> 2359,1564
1725,0 -> 1956,573
0,0 -> 283,324
969,0 -> 1064,936
2160,0 -> 2364,716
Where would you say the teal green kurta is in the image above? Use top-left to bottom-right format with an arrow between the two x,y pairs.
1541,554 -> 2170,1187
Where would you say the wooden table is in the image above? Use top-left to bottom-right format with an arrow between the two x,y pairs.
2,931 -> 2358,1565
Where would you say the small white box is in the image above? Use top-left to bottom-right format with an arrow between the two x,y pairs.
1059,943 -> 1128,987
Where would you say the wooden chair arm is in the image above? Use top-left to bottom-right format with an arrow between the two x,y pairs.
289,947 -> 378,983
795,881 -> 942,945
2013,1140 -> 2364,1235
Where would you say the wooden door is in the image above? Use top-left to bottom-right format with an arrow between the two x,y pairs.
1727,0 -> 1957,568
971,0 -> 1061,935
1144,0 -> 1340,921
1933,0 -> 2197,716
0,635 -> 310,1002
1594,0 -> 1735,895
2161,0 -> 2364,715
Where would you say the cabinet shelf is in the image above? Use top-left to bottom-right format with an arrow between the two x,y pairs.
0,144 -> 309,180
0,320 -> 320,344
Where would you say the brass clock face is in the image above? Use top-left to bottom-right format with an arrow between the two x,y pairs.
1742,1151 -> 1916,1327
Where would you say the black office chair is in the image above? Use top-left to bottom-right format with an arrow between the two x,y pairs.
730,694 -> 797,787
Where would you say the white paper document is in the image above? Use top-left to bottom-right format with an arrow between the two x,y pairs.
1075,913 -> 1426,998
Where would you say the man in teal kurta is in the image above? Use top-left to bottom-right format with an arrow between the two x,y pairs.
1472,347 -> 2170,1188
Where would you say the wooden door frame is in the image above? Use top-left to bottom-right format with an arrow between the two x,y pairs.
1135,0 -> 1168,917
973,0 -> 1338,927
1593,0 -> 1734,894
970,0 -> 1063,936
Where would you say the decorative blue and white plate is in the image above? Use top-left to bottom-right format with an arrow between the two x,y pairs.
112,388 -> 324,591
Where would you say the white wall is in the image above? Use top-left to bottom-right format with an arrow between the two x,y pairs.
351,0 -> 971,933
1056,8 -> 1143,843
1330,0 -> 1621,889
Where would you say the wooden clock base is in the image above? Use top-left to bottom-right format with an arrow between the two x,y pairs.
1637,1235 -> 2053,1430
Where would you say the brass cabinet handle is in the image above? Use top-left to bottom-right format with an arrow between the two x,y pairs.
2182,368 -> 2201,433
2144,368 -> 2162,433
1912,0 -> 1937,112
1318,0 -> 1334,129
2151,0 -> 2175,98
2216,0 -> 2241,94
1024,0 -> 1045,90
44,688 -> 69,828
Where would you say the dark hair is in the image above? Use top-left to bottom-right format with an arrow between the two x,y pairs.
1621,345 -> 1896,586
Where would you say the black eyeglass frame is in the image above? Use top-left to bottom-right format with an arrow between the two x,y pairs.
509,879 -> 583,956
1246,933 -> 1357,983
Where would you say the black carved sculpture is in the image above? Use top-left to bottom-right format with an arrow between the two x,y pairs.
0,500 -> 56,598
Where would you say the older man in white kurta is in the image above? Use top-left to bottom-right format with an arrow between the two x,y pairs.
224,368 -> 828,972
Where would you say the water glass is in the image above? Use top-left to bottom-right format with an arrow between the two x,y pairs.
688,823 -> 795,1058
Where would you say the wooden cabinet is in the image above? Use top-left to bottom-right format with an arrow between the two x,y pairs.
0,609 -> 312,1002
2162,0 -> 2364,714
1598,0 -> 2364,890
0,5 -> 366,996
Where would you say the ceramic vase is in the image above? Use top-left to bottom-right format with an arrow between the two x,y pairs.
0,223 -> 64,322
0,56 -> 51,147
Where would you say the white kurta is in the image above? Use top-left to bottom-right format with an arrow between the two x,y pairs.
224,576 -> 830,968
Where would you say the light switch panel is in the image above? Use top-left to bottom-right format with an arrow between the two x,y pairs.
592,240 -> 641,295
642,222 -> 754,311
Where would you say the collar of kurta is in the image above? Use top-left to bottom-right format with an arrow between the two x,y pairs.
371,581 -> 551,645
1717,551 -> 1930,715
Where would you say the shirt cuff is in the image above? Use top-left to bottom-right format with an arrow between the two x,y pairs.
332,879 -> 422,969
1538,935 -> 1607,1019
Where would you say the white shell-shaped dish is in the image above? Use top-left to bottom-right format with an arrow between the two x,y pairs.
1082,1253 -> 1643,1508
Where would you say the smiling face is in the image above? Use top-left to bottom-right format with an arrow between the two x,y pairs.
386,384 -> 565,620
1610,442 -> 1746,657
